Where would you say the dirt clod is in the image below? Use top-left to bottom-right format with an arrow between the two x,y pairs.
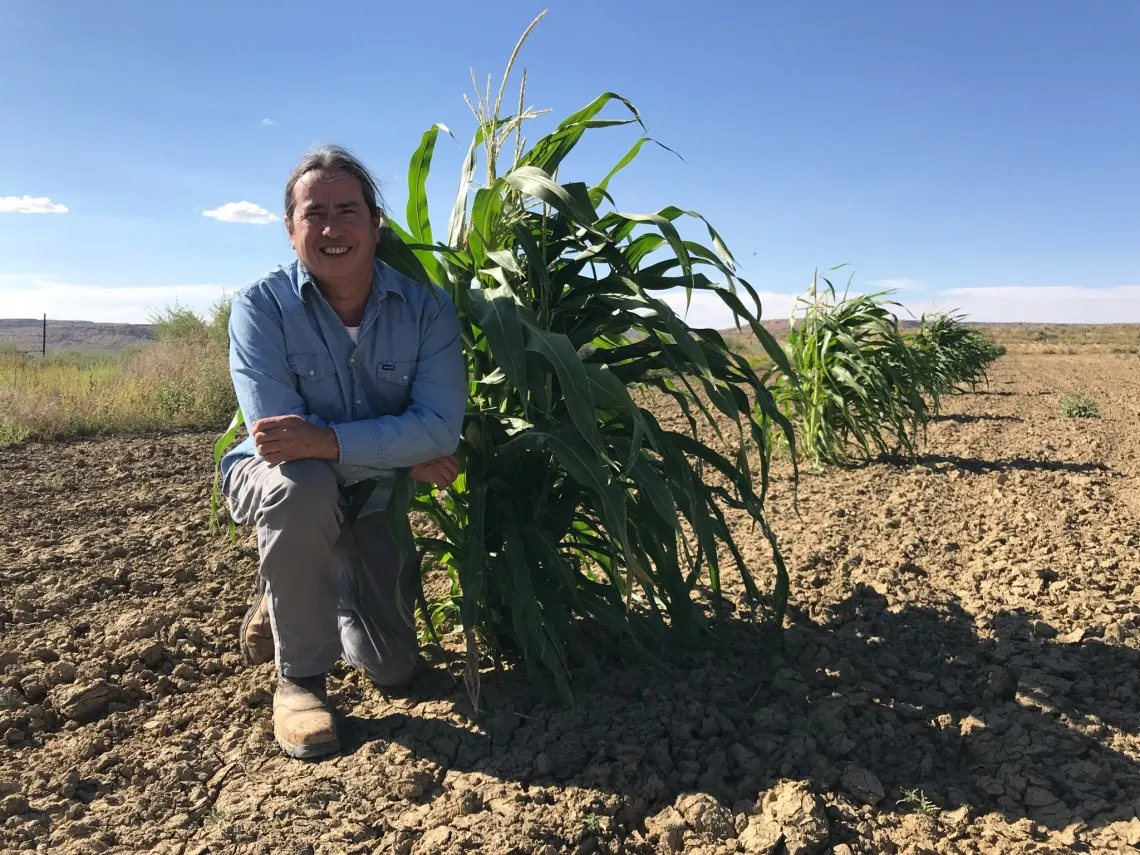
0,687 -> 25,710
644,805 -> 687,852
52,680 -> 122,723
840,766 -> 885,806
676,792 -> 736,840
0,794 -> 28,817
740,779 -> 829,854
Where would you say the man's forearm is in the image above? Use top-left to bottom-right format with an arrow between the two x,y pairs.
331,405 -> 461,470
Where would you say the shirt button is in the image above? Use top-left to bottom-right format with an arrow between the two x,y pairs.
308,370 -> 314,376
402,375 -> 408,380
355,399 -> 362,405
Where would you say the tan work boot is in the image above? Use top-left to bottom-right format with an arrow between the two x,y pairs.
239,578 -> 275,666
273,673 -> 340,759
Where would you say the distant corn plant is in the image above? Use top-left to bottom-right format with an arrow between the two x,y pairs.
905,312 -> 1005,414
213,12 -> 797,706
766,271 -> 928,469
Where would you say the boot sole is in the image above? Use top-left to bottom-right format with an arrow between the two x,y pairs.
277,735 -> 341,760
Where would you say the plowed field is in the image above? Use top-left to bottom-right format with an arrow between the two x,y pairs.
2,353 -> 1139,854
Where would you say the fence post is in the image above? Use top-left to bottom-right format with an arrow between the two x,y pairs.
42,314 -> 46,357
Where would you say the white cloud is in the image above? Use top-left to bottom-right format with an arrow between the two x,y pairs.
657,288 -> 798,329
0,195 -> 68,214
914,285 -> 1140,324
0,275 -> 234,324
261,118 -> 275,126
873,277 -> 926,292
203,201 -> 278,225
655,283 -> 1140,328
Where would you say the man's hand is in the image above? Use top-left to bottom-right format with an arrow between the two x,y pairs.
252,415 -> 339,465
409,454 -> 461,490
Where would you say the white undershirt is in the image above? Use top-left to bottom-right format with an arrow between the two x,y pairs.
345,325 -> 360,344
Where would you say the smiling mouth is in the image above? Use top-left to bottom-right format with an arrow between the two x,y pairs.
320,246 -> 351,256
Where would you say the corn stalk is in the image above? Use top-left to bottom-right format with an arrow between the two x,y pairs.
768,271 -> 928,469
905,311 -> 1006,414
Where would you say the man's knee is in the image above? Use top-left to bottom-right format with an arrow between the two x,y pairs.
262,460 -> 339,518
365,654 -> 416,689
339,612 -> 417,688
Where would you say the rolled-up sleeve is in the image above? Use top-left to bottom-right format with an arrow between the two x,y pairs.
331,290 -> 467,470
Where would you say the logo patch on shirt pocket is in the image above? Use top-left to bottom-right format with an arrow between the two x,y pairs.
377,359 -> 416,387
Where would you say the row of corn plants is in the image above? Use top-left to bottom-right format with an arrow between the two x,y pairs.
764,271 -> 1006,469
212,14 -> 798,706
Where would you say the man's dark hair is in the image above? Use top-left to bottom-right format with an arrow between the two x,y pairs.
284,144 -> 386,222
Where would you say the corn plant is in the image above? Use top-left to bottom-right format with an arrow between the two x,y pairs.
213,15 -> 797,706
767,271 -> 928,469
905,311 -> 1005,414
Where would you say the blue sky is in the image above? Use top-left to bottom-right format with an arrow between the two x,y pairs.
1,0 -> 1137,325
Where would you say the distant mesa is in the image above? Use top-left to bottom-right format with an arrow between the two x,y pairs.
0,319 -> 155,353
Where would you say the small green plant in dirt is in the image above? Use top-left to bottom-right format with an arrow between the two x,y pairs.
896,788 -> 940,817
212,11 -> 797,707
1059,394 -> 1099,418
766,270 -> 928,469
580,812 -> 606,832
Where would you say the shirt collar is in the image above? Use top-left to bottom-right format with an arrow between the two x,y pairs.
294,258 -> 407,303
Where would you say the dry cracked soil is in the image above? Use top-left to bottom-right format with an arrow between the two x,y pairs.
2,352 -> 1140,854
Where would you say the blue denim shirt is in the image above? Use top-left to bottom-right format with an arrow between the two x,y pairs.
221,257 -> 467,517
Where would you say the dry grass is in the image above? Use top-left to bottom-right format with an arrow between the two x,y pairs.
971,322 -> 1140,355
0,341 -> 235,447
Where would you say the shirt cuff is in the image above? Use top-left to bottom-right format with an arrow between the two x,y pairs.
331,420 -> 383,469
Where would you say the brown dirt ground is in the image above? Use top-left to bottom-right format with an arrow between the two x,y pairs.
2,352 -> 1140,854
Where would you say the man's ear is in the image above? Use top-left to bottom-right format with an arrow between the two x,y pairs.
285,216 -> 297,251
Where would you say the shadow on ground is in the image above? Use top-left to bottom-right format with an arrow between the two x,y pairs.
898,453 -> 1111,475
331,584 -> 1140,834
930,413 -> 1023,424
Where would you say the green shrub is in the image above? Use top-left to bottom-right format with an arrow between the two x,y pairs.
148,303 -> 210,342
206,297 -> 233,350
1059,394 -> 1098,418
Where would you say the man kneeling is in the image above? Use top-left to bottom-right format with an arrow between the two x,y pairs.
219,145 -> 466,759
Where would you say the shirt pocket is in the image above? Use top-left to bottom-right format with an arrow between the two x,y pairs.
372,358 -> 418,412
376,359 -> 417,388
287,352 -> 343,417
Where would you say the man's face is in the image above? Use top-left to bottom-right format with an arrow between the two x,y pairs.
286,169 -> 380,287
